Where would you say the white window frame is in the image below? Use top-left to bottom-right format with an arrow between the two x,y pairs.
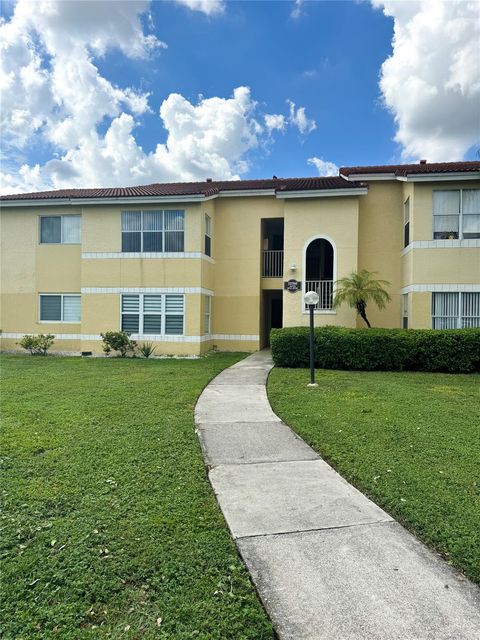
432,189 -> 480,240
121,210 -> 184,253
432,292 -> 480,329
120,293 -> 185,336
204,294 -> 211,335
403,197 -> 410,247
205,213 -> 212,257
39,294 -> 81,323
301,234 -> 337,314
39,215 -> 82,244
402,293 -> 408,329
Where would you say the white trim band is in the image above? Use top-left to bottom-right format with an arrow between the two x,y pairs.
401,239 -> 480,255
208,334 -> 259,341
340,173 -> 397,182
1,332 -> 87,340
218,189 -> 276,197
1,332 -> 259,342
397,172 -> 480,182
276,187 -> 368,199
82,252 -> 215,262
342,172 -> 480,183
0,195 -> 210,207
82,287 -> 214,295
401,284 -> 480,294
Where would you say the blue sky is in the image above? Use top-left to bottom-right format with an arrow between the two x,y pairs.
132,1 -> 395,174
1,0 -> 478,192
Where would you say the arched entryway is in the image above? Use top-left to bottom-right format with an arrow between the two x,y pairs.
304,237 -> 335,310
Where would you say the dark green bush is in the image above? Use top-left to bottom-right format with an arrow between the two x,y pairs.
270,326 -> 480,373
100,331 -> 137,357
19,334 -> 55,355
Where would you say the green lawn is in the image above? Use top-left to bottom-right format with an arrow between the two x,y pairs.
1,354 -> 273,640
268,368 -> 480,584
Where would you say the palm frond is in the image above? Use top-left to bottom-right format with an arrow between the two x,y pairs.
333,269 -> 391,315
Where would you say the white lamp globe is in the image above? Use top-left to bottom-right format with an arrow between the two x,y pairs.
305,290 -> 319,306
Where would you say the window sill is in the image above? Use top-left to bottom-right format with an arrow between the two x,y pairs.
81,252 -> 214,262
401,239 -> 480,255
130,334 -> 185,341
38,321 -> 81,324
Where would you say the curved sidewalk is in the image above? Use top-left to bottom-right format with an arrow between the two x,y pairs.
194,350 -> 480,640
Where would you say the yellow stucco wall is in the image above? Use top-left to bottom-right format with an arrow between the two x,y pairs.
81,258 -> 205,289
357,182 -> 403,328
409,292 -> 432,329
411,181 -> 480,241
213,195 -> 283,345
2,179 -> 479,355
81,203 -> 202,253
283,196 -> 359,328
399,181 -> 480,327
410,248 -> 479,284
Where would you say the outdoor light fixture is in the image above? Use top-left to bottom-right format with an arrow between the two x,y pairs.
290,263 -> 297,271
304,290 -> 320,387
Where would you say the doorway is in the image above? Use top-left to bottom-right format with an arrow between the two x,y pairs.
262,290 -> 283,347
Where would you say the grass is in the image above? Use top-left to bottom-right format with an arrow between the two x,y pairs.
268,367 -> 480,584
1,354 -> 273,639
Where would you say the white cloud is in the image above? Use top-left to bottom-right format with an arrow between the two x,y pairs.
288,100 -> 317,134
0,0 -> 161,151
373,0 -> 480,161
1,86 -> 265,193
174,0 -> 225,16
155,86 -> 260,180
0,0 -> 318,194
308,157 -> 339,177
264,114 -> 287,132
291,0 -> 304,20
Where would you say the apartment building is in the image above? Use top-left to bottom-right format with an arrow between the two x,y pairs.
1,161 -> 479,355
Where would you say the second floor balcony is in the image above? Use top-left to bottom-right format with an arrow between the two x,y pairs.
262,249 -> 284,277
304,280 -> 334,310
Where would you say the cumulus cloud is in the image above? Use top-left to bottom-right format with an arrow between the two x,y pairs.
0,0 -> 318,194
0,0 -> 161,151
308,157 -> 339,177
174,0 -> 225,15
0,86 -> 265,193
0,1 -> 254,193
288,100 -> 317,134
373,0 -> 480,161
264,113 -> 287,133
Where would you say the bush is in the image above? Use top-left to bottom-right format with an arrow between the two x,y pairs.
139,342 -> 156,358
19,334 -> 55,356
100,331 -> 137,357
270,326 -> 480,373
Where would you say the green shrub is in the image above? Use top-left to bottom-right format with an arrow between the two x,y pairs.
270,326 -> 480,373
139,342 -> 156,358
100,331 -> 137,357
19,334 -> 55,356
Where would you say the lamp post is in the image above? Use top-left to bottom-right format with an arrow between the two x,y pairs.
304,290 -> 320,387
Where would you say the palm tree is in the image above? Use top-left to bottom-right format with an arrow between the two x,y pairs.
333,269 -> 391,328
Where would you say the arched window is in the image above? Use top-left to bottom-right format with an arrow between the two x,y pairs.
304,238 -> 335,310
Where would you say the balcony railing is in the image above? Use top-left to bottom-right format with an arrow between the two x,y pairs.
304,280 -> 334,310
262,250 -> 284,277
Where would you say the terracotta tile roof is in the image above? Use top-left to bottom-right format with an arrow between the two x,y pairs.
340,161 -> 480,177
0,176 -> 363,201
2,161 -> 478,202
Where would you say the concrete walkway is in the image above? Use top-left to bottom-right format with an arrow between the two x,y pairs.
194,351 -> 480,640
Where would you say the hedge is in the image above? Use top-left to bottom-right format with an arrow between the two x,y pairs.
270,326 -> 480,373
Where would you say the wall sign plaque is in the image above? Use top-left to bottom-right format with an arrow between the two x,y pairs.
284,279 -> 302,292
